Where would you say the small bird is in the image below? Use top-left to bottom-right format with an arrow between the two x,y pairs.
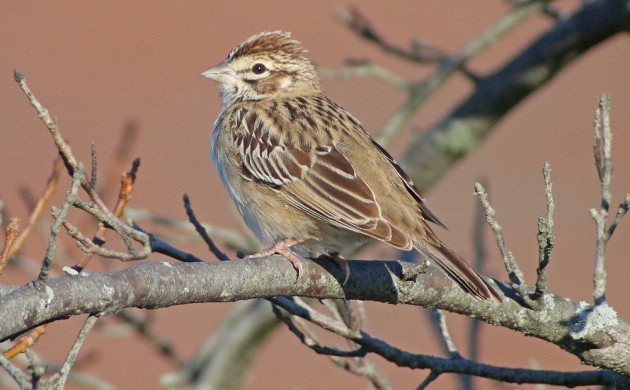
202,31 -> 501,300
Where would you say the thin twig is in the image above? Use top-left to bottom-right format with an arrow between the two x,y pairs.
473,182 -> 532,304
183,194 -> 229,261
428,308 -> 461,359
467,189 -> 490,389
607,192 -> 629,238
89,142 -> 98,189
532,163 -> 555,302
416,370 -> 440,390
15,71 -> 152,265
330,356 -> 393,390
426,308 -> 471,390
115,310 -> 184,366
318,61 -> 410,90
75,158 -> 141,270
37,164 -> 83,287
98,121 -> 139,201
8,158 -> 62,260
63,218 -> 147,261
271,303 -> 365,357
2,325 -> 46,359
0,218 -> 20,275
48,315 -> 98,388
24,348 -> 45,386
277,298 -> 391,389
334,7 -> 447,64
126,206 -> 258,253
0,352 -> 29,388
7,345 -> 112,390
590,95 -> 614,306
271,296 -> 624,387
14,70 -> 79,171
375,0 -> 545,145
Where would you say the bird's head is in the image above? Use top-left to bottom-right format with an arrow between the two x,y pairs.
202,31 -> 320,107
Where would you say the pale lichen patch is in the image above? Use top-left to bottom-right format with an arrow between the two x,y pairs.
569,302 -> 618,340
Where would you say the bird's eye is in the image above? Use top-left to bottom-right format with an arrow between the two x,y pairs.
252,63 -> 267,75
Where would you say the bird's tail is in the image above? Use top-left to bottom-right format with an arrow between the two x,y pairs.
416,238 -> 502,301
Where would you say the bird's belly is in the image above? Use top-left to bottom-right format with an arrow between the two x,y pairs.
233,179 -> 373,256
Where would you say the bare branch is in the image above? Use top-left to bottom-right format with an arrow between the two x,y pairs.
591,94 -> 614,306
428,309 -> 461,359
416,370 -> 440,390
14,69 -> 78,171
0,253 -> 628,382
0,352 -> 29,388
376,0 -> 544,145
318,61 -> 409,90
607,192 -> 629,238
48,315 -> 98,388
0,218 -> 19,275
8,158 -> 62,261
2,325 -> 46,359
183,194 -> 229,261
533,163 -> 555,301
37,165 -> 83,286
89,142 -> 98,189
473,184 -> 526,286
126,206 -> 258,253
163,299 -> 278,389
97,120 -> 139,201
334,7 -> 446,64
272,295 -> 627,386
75,158 -> 141,271
114,310 -> 184,367
330,355 -> 392,390
271,302 -> 365,357
401,0 -> 628,191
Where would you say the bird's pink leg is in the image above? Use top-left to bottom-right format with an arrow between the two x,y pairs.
245,237 -> 304,281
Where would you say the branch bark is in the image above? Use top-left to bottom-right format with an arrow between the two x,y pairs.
401,0 -> 629,190
1,256 -> 628,378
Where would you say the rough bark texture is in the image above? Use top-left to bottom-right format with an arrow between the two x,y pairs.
1,256 -> 628,376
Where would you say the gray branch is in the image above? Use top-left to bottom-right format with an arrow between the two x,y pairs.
162,299 -> 279,389
0,256 -> 628,381
401,0 -> 629,191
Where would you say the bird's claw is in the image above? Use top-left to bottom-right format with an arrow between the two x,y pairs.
245,238 -> 304,282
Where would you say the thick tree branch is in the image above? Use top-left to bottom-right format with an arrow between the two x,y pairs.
401,0 -> 629,191
0,256 -> 628,379
162,299 -> 279,389
377,0 -> 544,145
271,296 -> 627,387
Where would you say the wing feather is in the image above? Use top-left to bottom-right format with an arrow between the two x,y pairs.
234,108 -> 411,249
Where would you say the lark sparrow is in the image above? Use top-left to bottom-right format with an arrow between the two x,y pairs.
202,31 -> 501,300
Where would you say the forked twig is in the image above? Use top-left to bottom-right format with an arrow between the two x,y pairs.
37,164 -> 83,287
589,95 -> 628,305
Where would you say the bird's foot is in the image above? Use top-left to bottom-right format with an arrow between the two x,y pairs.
245,237 -> 304,281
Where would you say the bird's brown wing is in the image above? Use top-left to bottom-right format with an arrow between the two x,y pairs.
369,139 -> 446,229
233,108 -> 412,249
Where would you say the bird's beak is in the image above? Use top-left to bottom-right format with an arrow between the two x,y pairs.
200,62 -> 236,84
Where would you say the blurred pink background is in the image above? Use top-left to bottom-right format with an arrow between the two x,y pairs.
1,1 -> 628,388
